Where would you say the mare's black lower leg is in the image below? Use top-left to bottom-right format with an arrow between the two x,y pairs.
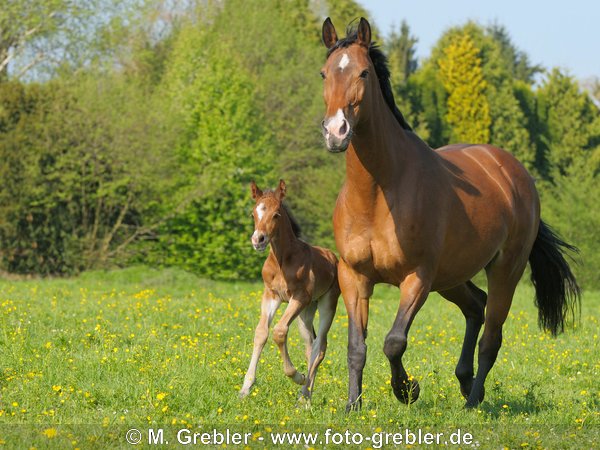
466,326 -> 502,408
465,261 -> 523,408
346,319 -> 367,411
384,274 -> 430,404
439,281 -> 487,400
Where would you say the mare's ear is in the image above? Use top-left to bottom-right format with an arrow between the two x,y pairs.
357,17 -> 371,48
250,181 -> 262,200
277,179 -> 286,200
322,17 -> 338,49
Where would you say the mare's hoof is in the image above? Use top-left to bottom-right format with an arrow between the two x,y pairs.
393,378 -> 420,404
460,378 -> 474,400
464,386 -> 485,408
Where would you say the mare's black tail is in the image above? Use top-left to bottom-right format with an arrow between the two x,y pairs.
528,220 -> 581,335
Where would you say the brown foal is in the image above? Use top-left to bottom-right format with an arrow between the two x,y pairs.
320,18 -> 579,410
239,180 -> 340,401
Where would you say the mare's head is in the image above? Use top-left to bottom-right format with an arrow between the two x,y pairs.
250,179 -> 300,252
320,17 -> 411,152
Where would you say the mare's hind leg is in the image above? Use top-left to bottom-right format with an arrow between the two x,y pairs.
466,258 -> 527,408
273,297 -> 308,386
300,287 -> 339,400
384,272 -> 431,404
439,281 -> 487,400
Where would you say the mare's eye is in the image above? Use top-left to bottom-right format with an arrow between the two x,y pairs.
360,69 -> 369,79
320,71 -> 326,79
273,212 -> 281,219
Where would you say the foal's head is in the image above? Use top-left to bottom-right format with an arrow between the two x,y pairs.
249,179 -> 287,252
320,17 -> 411,152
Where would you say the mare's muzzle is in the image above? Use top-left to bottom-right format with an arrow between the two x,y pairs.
322,109 -> 351,152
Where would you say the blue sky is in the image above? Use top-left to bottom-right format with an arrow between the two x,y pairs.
360,0 -> 598,81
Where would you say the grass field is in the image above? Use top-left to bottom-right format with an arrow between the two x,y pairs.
0,266 -> 598,449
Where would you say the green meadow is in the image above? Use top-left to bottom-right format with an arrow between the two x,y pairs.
0,267 -> 598,449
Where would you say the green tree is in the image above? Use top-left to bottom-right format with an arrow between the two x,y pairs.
486,23 -> 543,84
438,33 -> 491,143
157,22 -> 277,278
0,0 -> 146,81
488,82 -> 536,171
386,20 -> 418,86
537,69 -> 600,176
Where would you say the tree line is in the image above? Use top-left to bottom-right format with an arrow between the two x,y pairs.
1,0 -> 599,288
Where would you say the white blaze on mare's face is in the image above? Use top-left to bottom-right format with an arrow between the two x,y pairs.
339,53 -> 350,71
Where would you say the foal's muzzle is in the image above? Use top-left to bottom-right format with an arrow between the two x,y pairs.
251,231 -> 269,252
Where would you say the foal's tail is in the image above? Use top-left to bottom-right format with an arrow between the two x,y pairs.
528,220 -> 581,336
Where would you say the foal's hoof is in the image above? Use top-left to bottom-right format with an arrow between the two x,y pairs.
238,389 -> 249,399
296,394 -> 312,409
393,379 -> 420,404
345,400 -> 362,413
292,372 -> 306,386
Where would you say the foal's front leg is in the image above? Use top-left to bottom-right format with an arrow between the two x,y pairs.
272,297 -> 308,386
240,290 -> 281,398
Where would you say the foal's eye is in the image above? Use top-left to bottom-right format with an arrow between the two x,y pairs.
359,69 -> 369,79
273,212 -> 281,219
320,71 -> 326,80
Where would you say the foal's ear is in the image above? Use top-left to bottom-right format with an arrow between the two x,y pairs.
250,180 -> 262,200
277,179 -> 286,200
357,17 -> 371,48
322,17 -> 338,49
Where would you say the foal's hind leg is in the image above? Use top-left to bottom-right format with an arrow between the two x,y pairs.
297,301 -> 317,367
300,288 -> 339,400
273,297 -> 308,386
439,281 -> 486,400
466,259 -> 527,408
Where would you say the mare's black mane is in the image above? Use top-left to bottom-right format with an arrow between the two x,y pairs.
326,25 -> 412,131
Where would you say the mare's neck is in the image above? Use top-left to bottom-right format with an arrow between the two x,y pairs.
268,212 -> 300,266
346,92 -> 413,195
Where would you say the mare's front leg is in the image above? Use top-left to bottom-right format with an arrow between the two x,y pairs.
273,296 -> 309,386
384,272 -> 431,404
339,259 -> 373,412
239,289 -> 281,398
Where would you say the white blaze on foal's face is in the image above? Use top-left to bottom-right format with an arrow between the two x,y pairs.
256,202 -> 266,221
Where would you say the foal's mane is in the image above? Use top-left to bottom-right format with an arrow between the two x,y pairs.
261,190 -> 302,238
326,25 -> 412,131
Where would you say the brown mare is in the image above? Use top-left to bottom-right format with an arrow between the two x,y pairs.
240,180 -> 340,401
319,18 -> 580,410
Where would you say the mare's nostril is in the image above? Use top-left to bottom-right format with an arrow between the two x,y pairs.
258,235 -> 265,244
339,119 -> 348,137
